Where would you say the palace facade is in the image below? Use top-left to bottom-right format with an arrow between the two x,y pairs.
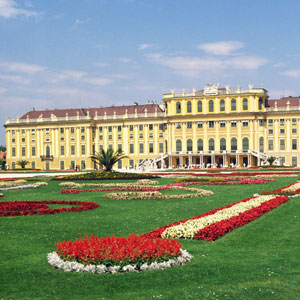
4,84 -> 300,169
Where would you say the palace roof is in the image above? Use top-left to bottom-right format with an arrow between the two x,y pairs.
268,96 -> 300,107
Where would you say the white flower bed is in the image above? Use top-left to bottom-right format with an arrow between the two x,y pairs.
58,180 -> 159,188
161,195 -> 275,239
0,180 -> 27,187
0,181 -> 48,191
281,181 -> 300,192
47,249 -> 192,274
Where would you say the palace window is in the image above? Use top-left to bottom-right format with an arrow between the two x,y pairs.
197,101 -> 202,112
280,139 -> 285,150
71,127 -> 75,133
268,119 -> 273,126
81,145 -> 85,155
139,133 -> 143,138
187,139 -> 193,152
12,147 -> 16,157
292,118 -> 297,125
220,138 -> 226,151
259,137 -> 264,152
108,135 -> 112,140
81,135 -> 85,140
268,140 -> 273,151
159,124 -> 164,130
149,143 -> 154,153
197,139 -> 203,151
12,130 -> 15,136
242,137 -> 249,152
139,124 -> 143,131
81,127 -> 85,133
60,146 -> 65,156
159,143 -> 164,153
187,122 -> 192,129
187,101 -> 192,113
176,102 -> 181,113
139,143 -> 144,153
176,122 -> 182,129
242,120 -> 248,127
149,124 -> 153,130
118,125 -> 122,132
197,122 -> 203,128
130,144 -> 134,154
231,138 -> 237,152
292,128 -> 297,134
99,126 -> 103,132
259,98 -> 263,110
129,125 -> 134,131
31,129 -> 35,135
220,99 -> 225,112
130,134 -> 134,139
220,121 -> 226,128
209,100 -> 214,112
243,98 -> 248,110
118,134 -> 122,139
176,139 -> 182,152
32,146 -> 36,156
108,126 -> 112,132
21,129 -> 25,136
280,129 -> 285,134
209,121 -> 214,128
21,147 -> 26,156
280,119 -> 285,126
231,121 -> 237,127
268,129 -> 273,134
71,145 -> 75,155
292,139 -> 297,150
60,128 -> 64,134
231,99 -> 236,111
259,119 -> 264,126
22,138 -> 25,143
208,138 -> 215,151
149,133 -> 153,138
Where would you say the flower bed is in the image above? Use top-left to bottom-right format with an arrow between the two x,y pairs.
0,182 -> 48,191
261,181 -> 300,196
52,170 -> 159,181
143,194 -> 290,241
0,200 -> 99,217
0,193 -> 4,198
48,233 -> 192,273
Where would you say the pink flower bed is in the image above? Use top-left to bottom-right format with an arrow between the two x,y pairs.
0,200 -> 99,217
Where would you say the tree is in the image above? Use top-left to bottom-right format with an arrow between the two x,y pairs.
16,159 -> 29,169
0,159 -> 5,170
267,156 -> 276,166
0,145 -> 6,152
90,149 -> 127,171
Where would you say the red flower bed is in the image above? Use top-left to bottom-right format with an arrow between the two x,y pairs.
0,200 -> 99,217
194,195 -> 289,241
55,233 -> 182,266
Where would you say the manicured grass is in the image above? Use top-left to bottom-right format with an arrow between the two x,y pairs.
1,176 -> 300,299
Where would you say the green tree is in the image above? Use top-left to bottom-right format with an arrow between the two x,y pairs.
0,145 -> 6,152
16,159 -> 30,169
0,159 -> 5,170
90,149 -> 127,171
267,156 -> 276,166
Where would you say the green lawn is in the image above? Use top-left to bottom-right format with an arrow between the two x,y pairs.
1,176 -> 300,300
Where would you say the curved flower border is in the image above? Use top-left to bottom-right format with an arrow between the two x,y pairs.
47,249 -> 192,274
0,200 -> 99,217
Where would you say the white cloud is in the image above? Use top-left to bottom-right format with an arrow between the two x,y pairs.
0,87 -> 7,94
198,41 -> 244,56
75,18 -> 90,25
145,53 -> 267,77
138,43 -> 154,50
0,61 -> 46,74
83,77 -> 112,86
94,62 -> 110,68
0,0 -> 39,18
273,62 -> 286,68
0,74 -> 30,84
117,57 -> 130,63
280,69 -> 300,78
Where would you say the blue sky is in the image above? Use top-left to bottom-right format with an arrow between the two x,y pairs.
1,0 -> 300,144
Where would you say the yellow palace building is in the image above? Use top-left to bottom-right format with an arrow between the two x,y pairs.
4,83 -> 300,170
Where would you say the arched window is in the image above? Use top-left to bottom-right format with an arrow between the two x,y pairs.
187,101 -> 192,113
242,137 -> 249,152
243,98 -> 248,110
209,138 -> 215,151
46,145 -> 50,157
231,138 -> 237,152
259,98 -> 263,110
209,100 -> 214,112
220,138 -> 226,151
176,102 -> 181,113
187,139 -> 193,152
197,139 -> 203,151
231,99 -> 236,111
197,101 -> 202,112
259,137 -> 264,152
220,99 -> 225,112
176,139 -> 182,152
